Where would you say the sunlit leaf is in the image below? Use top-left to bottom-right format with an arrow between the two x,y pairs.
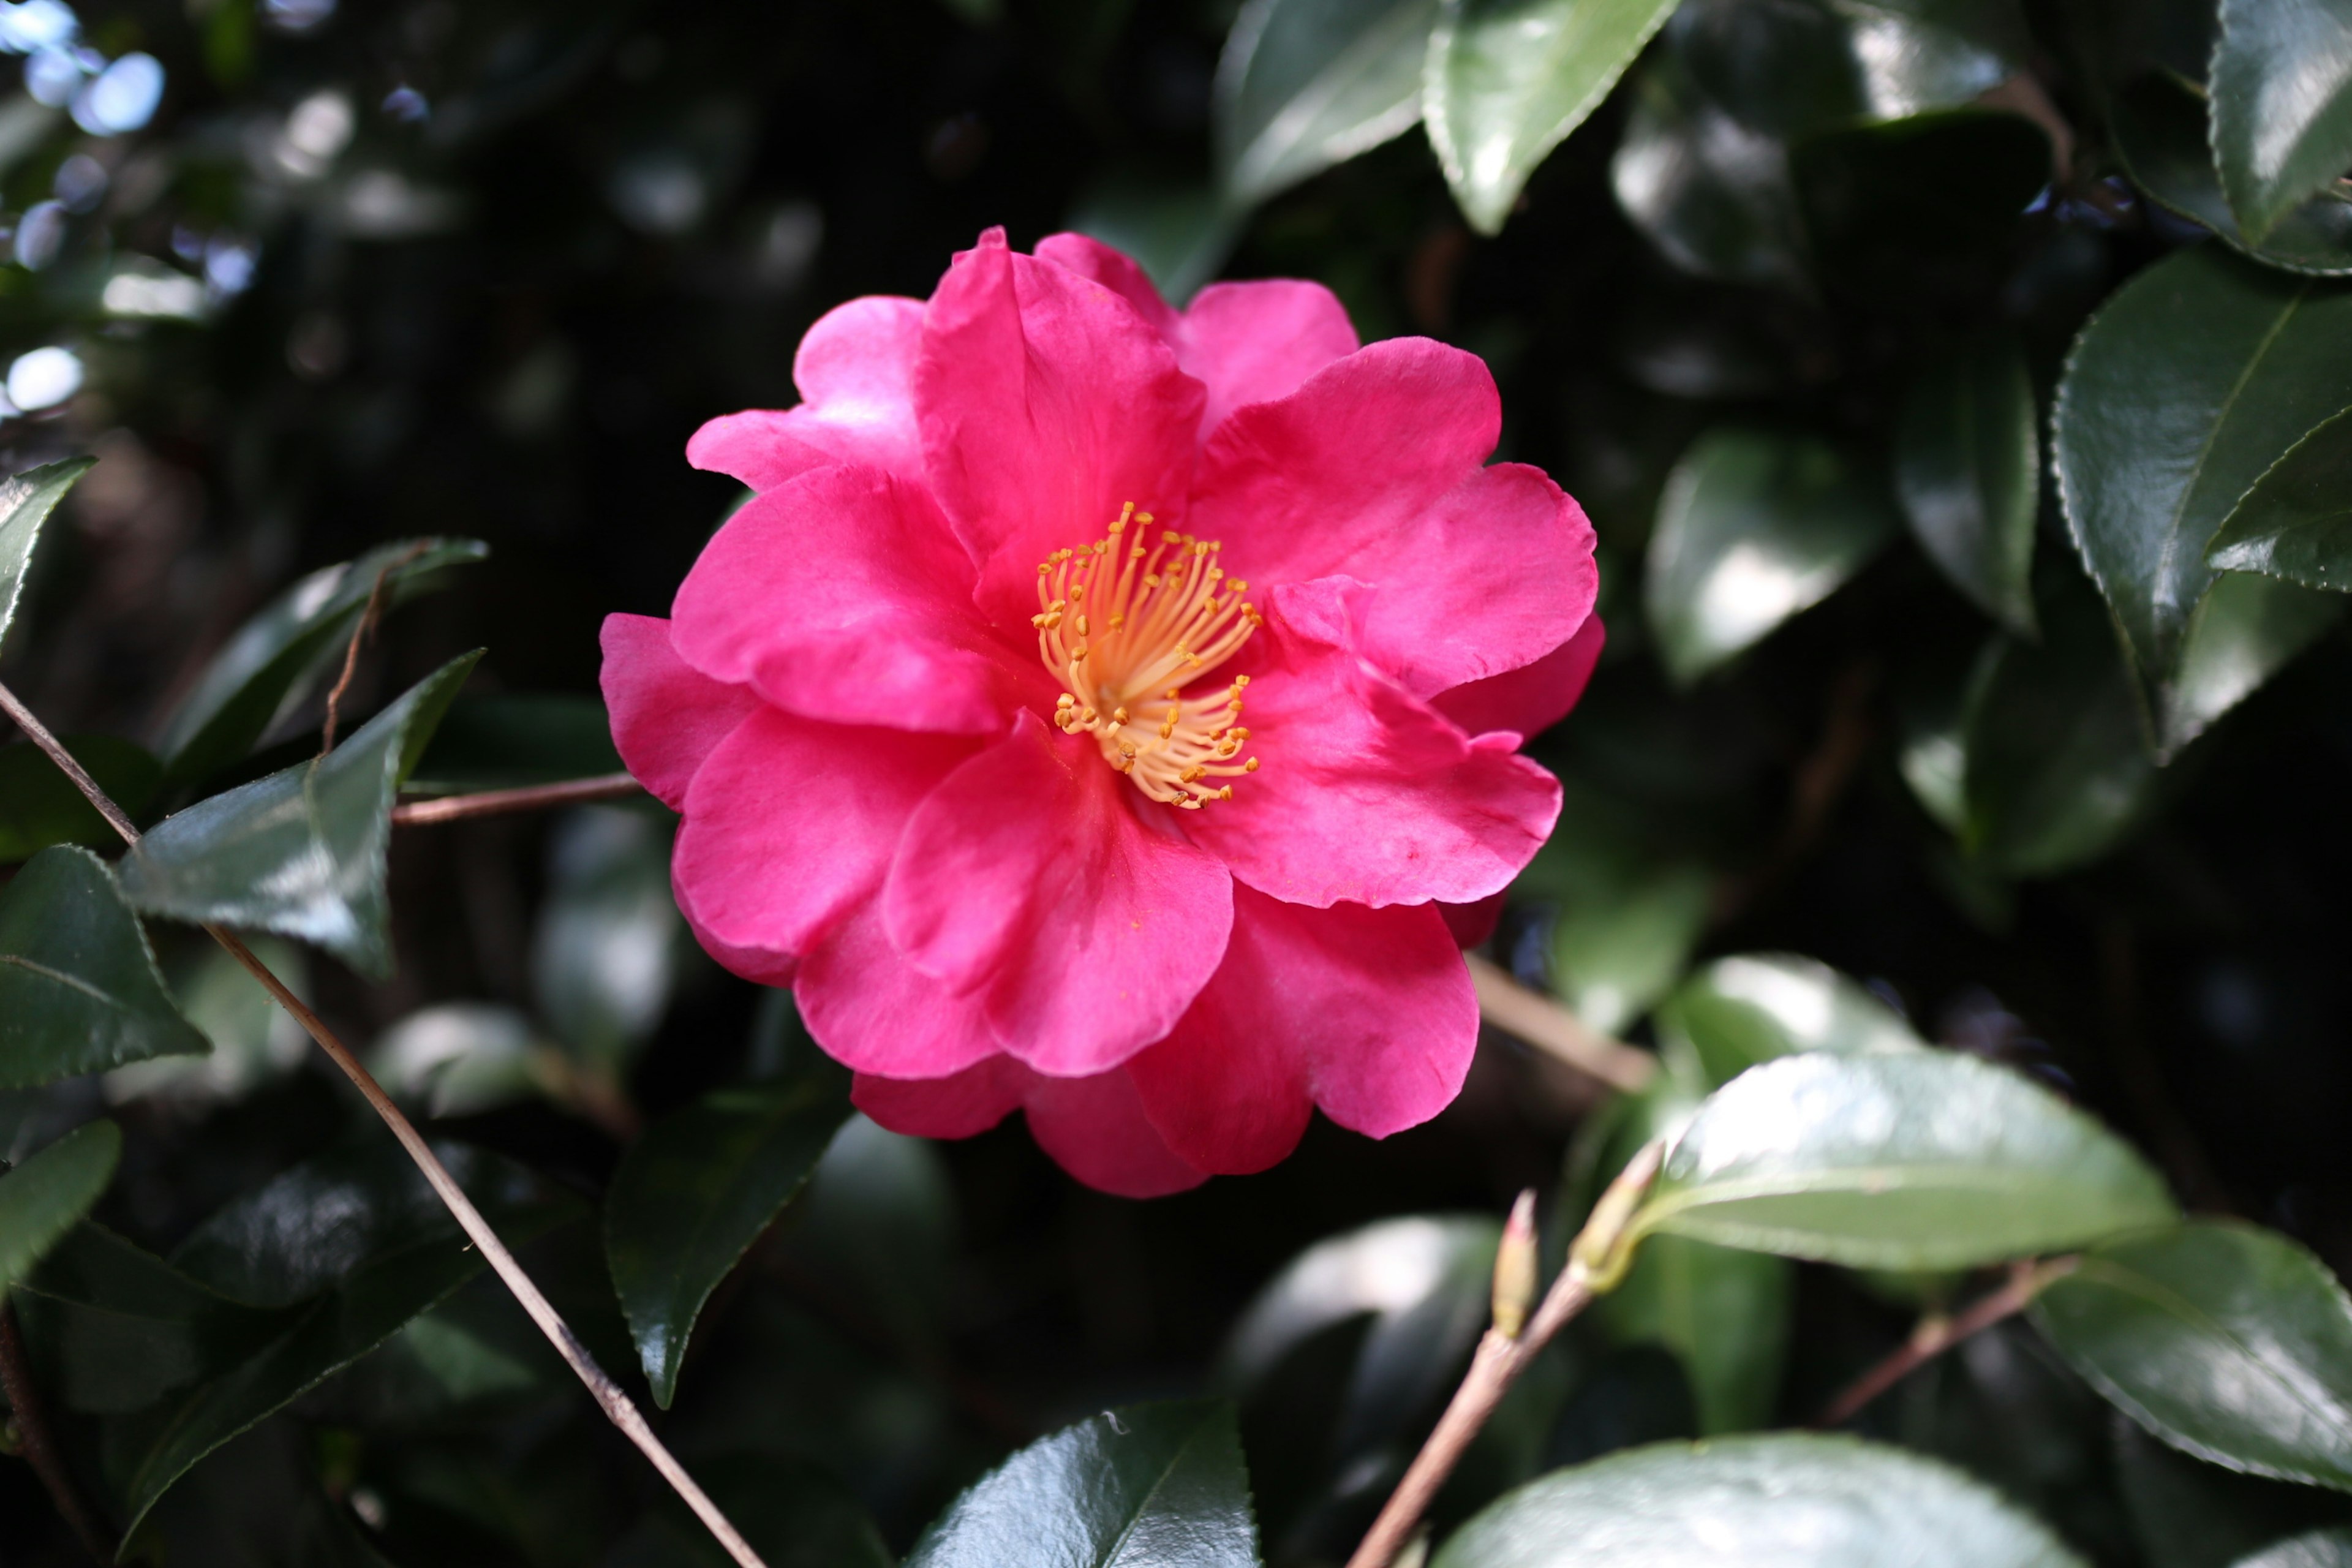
2209,405 -> 2352,591
2210,0 -> 2352,244
1611,58 -> 1809,289
117,652 -> 481,978
2234,1529 -> 2352,1568
0,1119 -> 119,1290
1896,334 -> 2040,633
2034,1221 -> 2352,1494
2109,70 -> 2352,280
0,845 -> 209,1088
0,456 -> 95,650
1631,1050 -> 2176,1268
2163,570 -> 2343,753
368,1003 -> 547,1118
1214,0 -> 1439,208
1668,0 -> 2030,138
1430,1433 -> 2087,1567
1654,952 -> 1922,1090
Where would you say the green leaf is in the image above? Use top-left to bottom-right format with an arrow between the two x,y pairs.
1516,785 -> 1710,1035
772,1114 -> 956,1356
1643,429 -> 1899,684
2114,1419 -> 2352,1568
1896,335 -> 2040,633
1427,0 -> 1684,235
0,735 -> 160,862
1069,168 -> 1243,306
368,1003 -> 547,1118
1429,1433 -> 2087,1567
1611,58 -> 1808,289
2053,245 -> 2352,718
154,538 -> 486,791
114,1137 -> 582,1537
1960,576 -> 2157,874
401,693 -> 622,794
2163,569 -> 2344,753
2234,1529 -> 2352,1568
15,1221 -> 276,1414
905,1400 -> 1261,1568
1213,0 -> 1440,208
0,456 -> 95,651
2032,1221 -> 2352,1494
108,935 -> 310,1107
2210,405 -> 2352,589
0,845 -> 211,1088
2109,71 -> 2352,280
2211,0 -> 2352,244
116,652 -> 481,978
1630,1050 -> 2177,1268
0,1119 -> 120,1290
1654,953 -> 1923,1090
606,1069 -> 853,1408
533,806 -> 681,1070
1667,0 -> 2031,138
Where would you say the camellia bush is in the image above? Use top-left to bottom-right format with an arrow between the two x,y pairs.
5,0 -> 2352,1565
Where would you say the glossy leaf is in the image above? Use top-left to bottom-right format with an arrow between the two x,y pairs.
1213,0 -> 1439,208
107,934 -> 311,1107
0,1119 -> 120,1290
0,456 -> 94,650
1896,336 -> 2040,632
772,1114 -> 956,1355
1631,1050 -> 2176,1268
2034,1221 -> 2352,1493
0,734 -> 160,862
1668,0 -> 2030,138
532,806 -> 681,1069
116,652 -> 481,978
1653,952 -> 1923,1090
1430,1433 -> 2087,1567
2163,570 -> 2344,752
2235,1529 -> 2352,1568
2054,246 -> 2352,715
16,1222 -> 274,1414
1515,787 -> 1710,1035
0,845 -> 210,1088
606,1068 -> 853,1408
2109,70 -> 2352,280
1610,58 -> 1809,289
905,1400 -> 1260,1568
2211,0 -> 2352,244
1644,429 -> 1899,684
154,538 -> 486,790
1427,0 -> 1684,235
2113,1419 -> 2352,1568
402,692 -> 622,794
368,1003 -> 547,1118
1961,575 -> 2157,875
2209,405 -> 2352,590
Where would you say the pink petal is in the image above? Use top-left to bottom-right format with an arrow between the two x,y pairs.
916,228 -> 1205,627
851,1053 -> 1028,1139
881,711 -> 1234,1076
599,614 -> 761,810
673,859 -> 798,987
1432,613 -> 1606,741
1033,232 -> 1180,337
669,463 -> 1044,735
796,899 -> 1006,1079
1186,579 -> 1562,908
1193,339 -> 1597,696
1023,1068 -> 1208,1197
674,707 -> 974,979
1125,910 -> 1315,1175
686,296 -> 927,491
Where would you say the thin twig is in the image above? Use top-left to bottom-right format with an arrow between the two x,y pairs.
391,772 -> 646,826
1,1298 -> 114,1562
320,545 -> 425,756
1466,954 -> 1656,1095
1812,1257 -> 2078,1430
1344,1142 -> 1667,1568
0,680 -> 767,1568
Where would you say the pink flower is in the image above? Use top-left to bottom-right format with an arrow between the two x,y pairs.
602,230 -> 1600,1196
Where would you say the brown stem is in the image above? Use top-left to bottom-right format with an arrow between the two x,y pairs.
1,1298 -> 114,1562
1343,1142 -> 1667,1568
0,681 -> 767,1568
1812,1257 -> 2077,1430
1466,954 -> 1656,1095
319,546 -> 421,756
391,773 -> 646,826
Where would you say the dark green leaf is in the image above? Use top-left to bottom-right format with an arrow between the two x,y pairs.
1610,58 -> 1809,289
1654,952 -> 1923,1090
401,693 -> 622,795
905,1400 -> 1261,1568
2033,1221 -> 2352,1493
2109,71 -> 2352,279
1213,0 -> 1439,208
2211,0 -> 2352,244
1896,335 -> 2040,632
0,456 -> 96,650
1069,171 -> 1243,306
2114,1419 -> 2352,1568
15,1223 -> 279,1414
109,935 -> 310,1106
2209,405 -> 2352,589
1632,1050 -> 2176,1268
1961,577 -> 2157,873
533,806 -> 681,1069
1516,785 -> 1710,1035
772,1114 -> 956,1355
1643,429 -> 1899,684
2235,1529 -> 2352,1568
606,1068 -> 853,1408
116,652 -> 481,978
2163,570 -> 2343,752
0,1119 -> 120,1290
0,845 -> 210,1088
154,538 -> 486,791
2053,246 -> 2352,722
1429,1433 -> 2086,1567
0,735 -> 159,862
1668,0 -> 2030,138
368,1003 -> 547,1118
1426,0 -> 1684,235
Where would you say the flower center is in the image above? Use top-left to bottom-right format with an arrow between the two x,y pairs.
1032,502 -> 1263,810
